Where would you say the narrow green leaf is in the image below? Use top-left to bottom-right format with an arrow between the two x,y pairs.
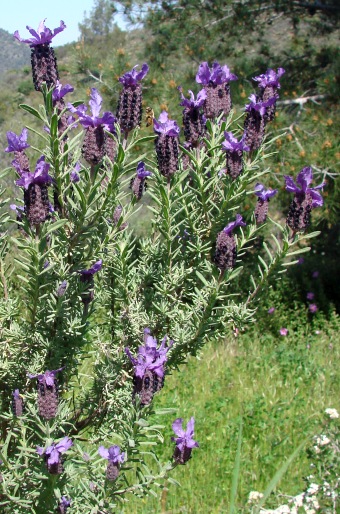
19,104 -> 43,120
254,439 -> 308,514
45,219 -> 68,235
229,418 -> 243,514
286,247 -> 311,257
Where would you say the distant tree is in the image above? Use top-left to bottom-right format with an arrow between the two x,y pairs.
112,0 -> 340,63
79,0 -> 118,41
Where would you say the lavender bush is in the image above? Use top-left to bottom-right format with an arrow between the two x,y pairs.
0,21 -> 324,513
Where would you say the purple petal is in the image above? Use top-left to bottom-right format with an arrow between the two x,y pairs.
98,445 -> 110,459
36,446 -> 45,456
296,166 -> 313,191
196,62 -> 211,85
89,88 -> 102,118
172,418 -> 185,437
185,417 -> 195,438
309,189 -> 324,208
55,436 -> 73,453
284,175 -> 299,194
223,214 -> 246,235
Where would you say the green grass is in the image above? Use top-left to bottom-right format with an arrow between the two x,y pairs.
121,311 -> 340,513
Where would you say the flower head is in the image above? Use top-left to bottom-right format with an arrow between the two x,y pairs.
179,89 -> 207,109
98,445 -> 126,464
37,436 -> 72,474
136,161 -> 152,180
325,408 -> 339,419
254,183 -> 278,201
280,327 -> 288,336
196,61 -> 237,85
268,307 -> 275,314
68,88 -> 116,129
245,94 -> 276,116
125,329 -> 173,379
172,417 -> 199,464
223,214 -> 246,235
284,167 -> 325,208
28,367 -> 63,386
308,303 -> 318,313
222,132 -> 250,153
119,64 -> 149,87
57,496 -> 71,513
14,20 -> 66,46
253,68 -> 285,89
15,156 -> 53,189
153,111 -> 180,136
307,292 -> 315,300
5,128 -> 30,153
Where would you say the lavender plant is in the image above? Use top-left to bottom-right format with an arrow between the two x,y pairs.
0,21 -> 325,513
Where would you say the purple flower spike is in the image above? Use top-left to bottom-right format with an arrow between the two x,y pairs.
116,64 -> 148,133
222,132 -> 250,179
14,20 -> 66,46
154,112 -> 180,177
254,183 -> 278,201
98,444 -> 125,481
69,89 -> 116,165
268,307 -> 275,314
284,167 -> 325,208
196,61 -> 237,86
196,61 -> 237,119
223,214 -> 246,235
37,436 -> 72,475
125,329 -> 173,406
119,63 -> 149,87
130,162 -> 152,200
172,417 -> 199,465
215,215 -> 246,271
16,156 -> 53,189
153,111 -> 180,137
253,68 -> 285,89
179,89 -> 206,147
28,367 -> 63,420
285,167 -> 325,232
5,128 -> 30,153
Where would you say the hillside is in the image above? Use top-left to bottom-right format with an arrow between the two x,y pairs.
0,28 -> 30,76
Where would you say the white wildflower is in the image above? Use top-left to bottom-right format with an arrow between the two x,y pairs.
248,490 -> 264,503
316,434 -> 330,446
307,483 -> 319,495
292,493 -> 304,507
325,408 -> 339,419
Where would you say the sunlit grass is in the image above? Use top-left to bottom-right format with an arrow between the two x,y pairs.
122,312 -> 340,513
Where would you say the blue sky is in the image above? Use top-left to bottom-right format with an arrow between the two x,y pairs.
1,0 -> 125,46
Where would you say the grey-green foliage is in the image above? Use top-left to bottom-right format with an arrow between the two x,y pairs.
0,78 -> 318,513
